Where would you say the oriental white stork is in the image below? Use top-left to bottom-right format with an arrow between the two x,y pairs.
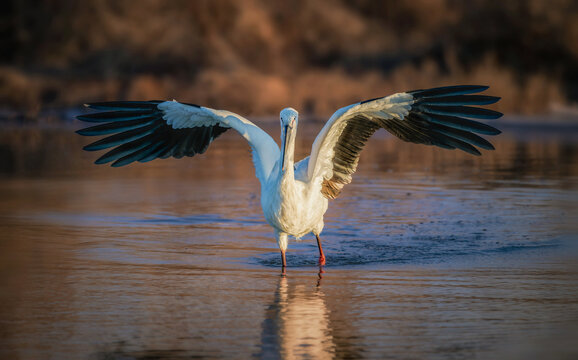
77,85 -> 502,271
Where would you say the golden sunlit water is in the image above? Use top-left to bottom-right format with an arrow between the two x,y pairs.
0,119 -> 577,359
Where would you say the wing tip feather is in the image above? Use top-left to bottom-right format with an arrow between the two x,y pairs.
410,85 -> 491,98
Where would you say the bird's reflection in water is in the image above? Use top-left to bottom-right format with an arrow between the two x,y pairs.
258,271 -> 335,359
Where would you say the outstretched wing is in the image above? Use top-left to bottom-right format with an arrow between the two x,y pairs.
302,85 -> 502,199
77,100 -> 280,184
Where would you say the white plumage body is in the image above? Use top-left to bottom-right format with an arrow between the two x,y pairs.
261,165 -> 328,240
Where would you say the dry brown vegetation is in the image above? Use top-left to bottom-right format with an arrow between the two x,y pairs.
1,0 -> 577,118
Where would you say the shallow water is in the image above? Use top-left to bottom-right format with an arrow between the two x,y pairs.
0,119 -> 577,359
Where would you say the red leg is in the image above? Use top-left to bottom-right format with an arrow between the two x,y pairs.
316,234 -> 326,266
280,249 -> 287,274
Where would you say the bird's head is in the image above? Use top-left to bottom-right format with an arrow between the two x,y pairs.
280,107 -> 298,130
280,108 -> 298,171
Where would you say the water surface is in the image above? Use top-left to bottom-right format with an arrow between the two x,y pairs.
0,119 -> 577,359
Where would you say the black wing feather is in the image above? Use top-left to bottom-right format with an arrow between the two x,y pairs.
83,101 -> 162,111
415,95 -> 499,106
77,101 -> 230,166
417,113 -> 501,135
76,117 -> 159,136
408,85 -> 489,97
381,85 -> 502,155
83,121 -> 163,151
418,105 -> 502,119
77,111 -> 158,123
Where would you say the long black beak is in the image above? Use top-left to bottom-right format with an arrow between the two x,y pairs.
281,125 -> 289,171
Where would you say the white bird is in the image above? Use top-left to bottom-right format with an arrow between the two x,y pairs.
77,85 -> 502,271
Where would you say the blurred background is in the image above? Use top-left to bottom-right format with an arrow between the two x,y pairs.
1,0 -> 578,119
